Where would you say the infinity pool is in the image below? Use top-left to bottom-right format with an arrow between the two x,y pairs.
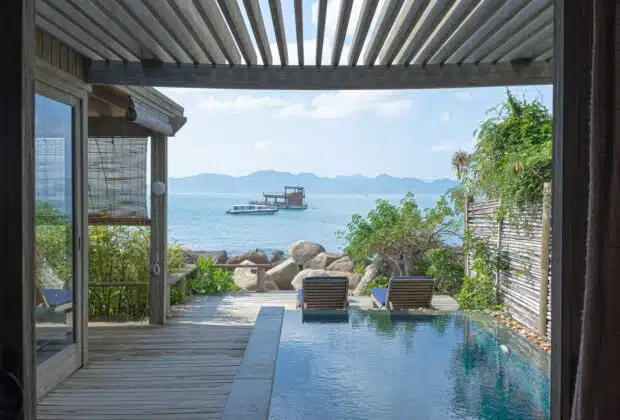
268,310 -> 549,420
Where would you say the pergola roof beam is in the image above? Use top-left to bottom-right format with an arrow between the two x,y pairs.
332,0 -> 354,66
65,0 -> 144,60
482,6 -> 553,63
390,0 -> 450,66
194,0 -> 242,65
148,0 -> 212,64
93,0 -> 174,62
217,0 -> 258,65
243,0 -> 272,65
500,23 -> 553,62
348,0 -> 379,66
268,0 -> 288,66
363,0 -> 405,65
535,48 -> 553,62
37,1 -> 123,61
464,1 -> 551,64
376,0 -> 425,66
316,0 -> 328,66
445,0 -> 530,64
36,15 -> 103,60
119,0 -> 192,63
45,0 -> 139,62
294,0 -> 304,66
85,60 -> 553,90
427,0 -> 502,65
172,0 -> 226,64
408,0 -> 475,65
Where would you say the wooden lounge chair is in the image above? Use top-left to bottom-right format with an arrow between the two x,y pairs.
36,287 -> 73,314
370,276 -> 435,310
296,276 -> 349,310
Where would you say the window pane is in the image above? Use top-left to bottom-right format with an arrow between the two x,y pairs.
34,94 -> 75,365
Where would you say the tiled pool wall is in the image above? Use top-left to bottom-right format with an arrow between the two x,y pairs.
221,306 -> 284,420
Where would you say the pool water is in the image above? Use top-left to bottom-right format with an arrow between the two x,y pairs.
268,311 -> 550,420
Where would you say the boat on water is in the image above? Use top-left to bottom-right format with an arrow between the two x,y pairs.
226,204 -> 279,215
249,186 -> 308,210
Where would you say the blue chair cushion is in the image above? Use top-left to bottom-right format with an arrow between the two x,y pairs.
370,288 -> 388,306
297,289 -> 303,307
43,289 -> 72,307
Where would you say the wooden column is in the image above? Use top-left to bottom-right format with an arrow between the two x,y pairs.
551,0 -> 592,418
149,133 -> 168,325
0,0 -> 37,419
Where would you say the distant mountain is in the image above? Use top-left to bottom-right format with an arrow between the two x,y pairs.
168,170 -> 458,195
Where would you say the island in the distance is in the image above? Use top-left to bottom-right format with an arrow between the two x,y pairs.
168,170 -> 457,195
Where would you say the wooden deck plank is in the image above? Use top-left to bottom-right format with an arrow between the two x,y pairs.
36,293 -> 288,419
37,291 -> 458,419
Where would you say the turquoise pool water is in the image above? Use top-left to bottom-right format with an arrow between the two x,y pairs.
268,311 -> 550,420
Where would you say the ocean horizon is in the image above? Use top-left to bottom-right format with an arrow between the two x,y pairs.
167,192 -> 446,255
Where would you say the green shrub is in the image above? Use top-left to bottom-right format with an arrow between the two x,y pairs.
363,275 -> 391,295
425,247 -> 464,296
35,202 -> 188,318
188,256 -> 239,294
455,233 -> 504,310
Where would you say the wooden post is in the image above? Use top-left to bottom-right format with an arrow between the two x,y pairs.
551,1 -> 592,418
149,132 -> 168,325
0,0 -> 37,418
539,183 -> 552,336
463,198 -> 469,277
256,267 -> 266,292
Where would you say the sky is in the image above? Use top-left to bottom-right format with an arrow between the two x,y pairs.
156,0 -> 553,181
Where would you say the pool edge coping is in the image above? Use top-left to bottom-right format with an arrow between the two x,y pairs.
221,306 -> 284,420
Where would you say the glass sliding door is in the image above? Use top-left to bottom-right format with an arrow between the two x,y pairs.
34,85 -> 84,396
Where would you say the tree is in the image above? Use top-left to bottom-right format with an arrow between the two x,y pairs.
339,192 -> 461,276
452,89 -> 552,213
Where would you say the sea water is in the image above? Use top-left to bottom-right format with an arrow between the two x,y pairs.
167,193 -> 443,254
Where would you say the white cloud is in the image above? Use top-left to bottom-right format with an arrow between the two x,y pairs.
253,140 -> 272,150
277,91 -> 413,119
198,95 -> 287,112
375,99 -> 413,117
440,111 -> 451,122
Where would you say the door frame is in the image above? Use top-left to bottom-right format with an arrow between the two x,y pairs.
34,60 -> 89,399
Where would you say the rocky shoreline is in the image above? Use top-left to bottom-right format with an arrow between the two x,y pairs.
182,240 -> 392,296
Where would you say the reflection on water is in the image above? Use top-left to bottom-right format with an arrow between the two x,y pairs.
269,310 -> 550,420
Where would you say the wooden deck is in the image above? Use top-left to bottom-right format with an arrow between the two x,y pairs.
37,292 -> 457,419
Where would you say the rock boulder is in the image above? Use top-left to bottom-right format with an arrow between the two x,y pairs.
227,250 -> 270,266
353,256 -> 394,296
270,250 -> 285,263
266,258 -> 300,290
288,241 -> 325,266
291,269 -> 328,290
328,271 -> 362,292
183,249 -> 228,264
233,260 -> 277,291
291,268 -> 361,292
326,256 -> 355,272
303,252 -> 344,270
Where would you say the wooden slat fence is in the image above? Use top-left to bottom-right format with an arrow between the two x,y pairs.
466,184 -> 552,338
